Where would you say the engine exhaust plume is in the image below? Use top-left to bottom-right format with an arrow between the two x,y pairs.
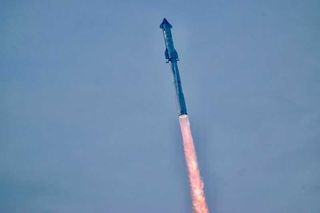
179,115 -> 208,213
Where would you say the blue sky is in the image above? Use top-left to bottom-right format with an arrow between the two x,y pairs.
1,0 -> 320,212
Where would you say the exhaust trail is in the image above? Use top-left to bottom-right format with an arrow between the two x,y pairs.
179,115 -> 209,213
160,18 -> 209,213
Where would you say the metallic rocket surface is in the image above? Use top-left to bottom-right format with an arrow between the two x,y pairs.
160,18 -> 187,115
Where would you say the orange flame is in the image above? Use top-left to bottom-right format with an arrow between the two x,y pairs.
179,115 -> 209,213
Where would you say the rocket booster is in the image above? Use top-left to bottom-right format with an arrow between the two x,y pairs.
160,18 -> 187,115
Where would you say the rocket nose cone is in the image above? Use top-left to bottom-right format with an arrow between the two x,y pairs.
160,18 -> 172,29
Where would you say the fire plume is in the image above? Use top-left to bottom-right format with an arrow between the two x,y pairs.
179,115 -> 209,213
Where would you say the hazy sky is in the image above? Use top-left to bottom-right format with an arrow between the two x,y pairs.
1,0 -> 320,212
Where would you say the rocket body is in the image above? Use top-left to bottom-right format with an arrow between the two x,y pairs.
160,18 -> 187,115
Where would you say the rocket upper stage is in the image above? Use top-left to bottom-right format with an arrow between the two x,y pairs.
160,18 -> 179,62
160,18 -> 187,115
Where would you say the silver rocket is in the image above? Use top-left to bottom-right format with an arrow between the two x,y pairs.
160,18 -> 187,115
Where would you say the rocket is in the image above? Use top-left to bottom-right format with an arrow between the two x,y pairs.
160,18 -> 187,115
160,19 -> 209,212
